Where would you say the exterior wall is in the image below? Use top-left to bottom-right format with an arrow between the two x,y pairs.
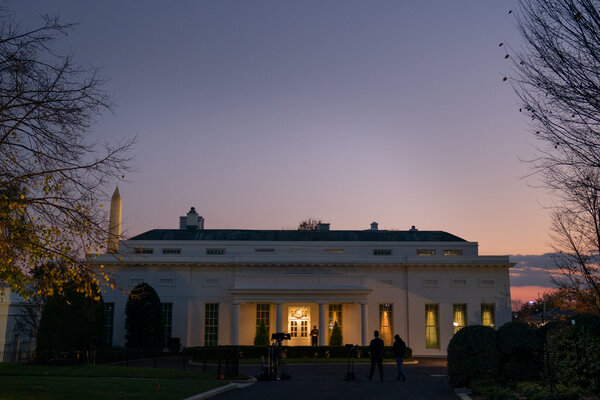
100,260 -> 511,356
0,288 -> 35,362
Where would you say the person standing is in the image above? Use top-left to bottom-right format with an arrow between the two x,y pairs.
310,325 -> 319,346
366,330 -> 384,382
393,334 -> 407,381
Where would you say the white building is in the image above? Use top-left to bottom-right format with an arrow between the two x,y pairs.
94,202 -> 513,356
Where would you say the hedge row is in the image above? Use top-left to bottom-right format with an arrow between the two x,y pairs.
447,315 -> 600,393
185,344 -> 412,361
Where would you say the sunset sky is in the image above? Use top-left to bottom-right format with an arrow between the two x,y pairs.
12,0 -> 558,304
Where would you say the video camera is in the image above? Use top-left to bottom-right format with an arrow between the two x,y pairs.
345,344 -> 359,358
271,332 -> 291,342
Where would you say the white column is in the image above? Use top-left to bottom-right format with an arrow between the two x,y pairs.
318,303 -> 326,346
276,303 -> 283,333
231,303 -> 240,345
361,303 -> 368,346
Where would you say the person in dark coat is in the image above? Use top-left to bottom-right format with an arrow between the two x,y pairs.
310,326 -> 319,346
366,330 -> 384,382
393,334 -> 407,381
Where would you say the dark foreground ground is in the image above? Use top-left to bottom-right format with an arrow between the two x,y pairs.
213,358 -> 455,400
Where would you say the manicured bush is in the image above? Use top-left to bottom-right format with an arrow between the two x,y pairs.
125,283 -> 163,350
329,322 -> 343,346
447,325 -> 499,387
254,322 -> 269,346
36,286 -> 105,361
496,321 -> 542,382
548,326 -> 600,392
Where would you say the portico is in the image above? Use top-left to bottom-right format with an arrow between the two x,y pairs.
230,287 -> 372,346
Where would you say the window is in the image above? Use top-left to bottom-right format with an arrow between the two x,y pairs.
254,248 -> 275,252
256,304 -> 270,332
417,249 -> 436,256
425,304 -> 440,349
423,279 -> 439,287
162,248 -> 181,254
479,279 -> 495,288
453,304 -> 467,334
290,320 -> 298,337
204,303 -> 219,346
481,304 -> 495,328
443,249 -> 463,256
301,320 -> 308,337
324,249 -> 344,253
328,304 -> 342,333
135,248 -> 154,254
204,278 -> 220,287
159,278 -> 174,286
162,303 -> 173,347
104,303 -> 114,347
452,279 -> 467,288
206,248 -> 225,255
379,304 -> 393,346
373,249 -> 392,256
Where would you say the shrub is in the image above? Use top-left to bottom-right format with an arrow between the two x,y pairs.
496,321 -> 542,382
125,283 -> 163,350
548,326 -> 600,392
329,322 -> 343,346
447,325 -> 499,387
254,322 -> 269,346
36,286 -> 105,361
167,337 -> 181,353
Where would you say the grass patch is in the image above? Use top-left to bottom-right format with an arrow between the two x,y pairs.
0,364 -> 227,400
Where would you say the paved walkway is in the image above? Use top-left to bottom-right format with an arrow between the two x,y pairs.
212,359 -> 455,400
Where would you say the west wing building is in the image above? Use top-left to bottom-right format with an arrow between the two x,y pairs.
94,206 -> 513,356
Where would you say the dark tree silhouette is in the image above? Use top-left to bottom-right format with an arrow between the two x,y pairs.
125,283 -> 164,350
297,218 -> 322,231
508,0 -> 600,314
0,10 -> 134,298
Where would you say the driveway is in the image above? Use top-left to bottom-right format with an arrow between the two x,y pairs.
212,358 -> 455,400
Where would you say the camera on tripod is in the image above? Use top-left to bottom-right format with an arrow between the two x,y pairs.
271,332 -> 291,342
345,344 -> 359,358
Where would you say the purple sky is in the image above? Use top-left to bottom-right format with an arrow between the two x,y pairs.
11,1 -> 553,259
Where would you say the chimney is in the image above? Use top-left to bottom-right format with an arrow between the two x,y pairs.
370,222 -> 379,231
180,207 -> 204,230
107,186 -> 122,253
317,223 -> 330,232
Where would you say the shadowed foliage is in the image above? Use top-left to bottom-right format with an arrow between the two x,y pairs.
125,283 -> 163,350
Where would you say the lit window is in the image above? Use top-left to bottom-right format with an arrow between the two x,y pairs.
162,303 -> 173,347
204,303 -> 219,346
104,303 -> 114,347
379,304 -> 393,346
162,248 -> 181,254
425,304 -> 440,349
301,320 -> 308,337
481,304 -> 495,328
373,249 -> 392,255
256,304 -> 270,332
135,248 -> 154,254
417,249 -> 436,256
329,304 -> 342,332
290,320 -> 298,337
443,249 -> 463,256
206,248 -> 225,255
453,304 -> 467,334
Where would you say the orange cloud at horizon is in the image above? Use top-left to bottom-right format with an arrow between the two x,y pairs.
511,285 -> 556,305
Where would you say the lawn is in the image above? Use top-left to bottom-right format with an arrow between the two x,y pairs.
0,364 -> 228,400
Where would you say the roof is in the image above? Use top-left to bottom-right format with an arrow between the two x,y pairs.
129,229 -> 468,242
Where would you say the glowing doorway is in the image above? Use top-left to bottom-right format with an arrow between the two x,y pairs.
288,306 -> 310,346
